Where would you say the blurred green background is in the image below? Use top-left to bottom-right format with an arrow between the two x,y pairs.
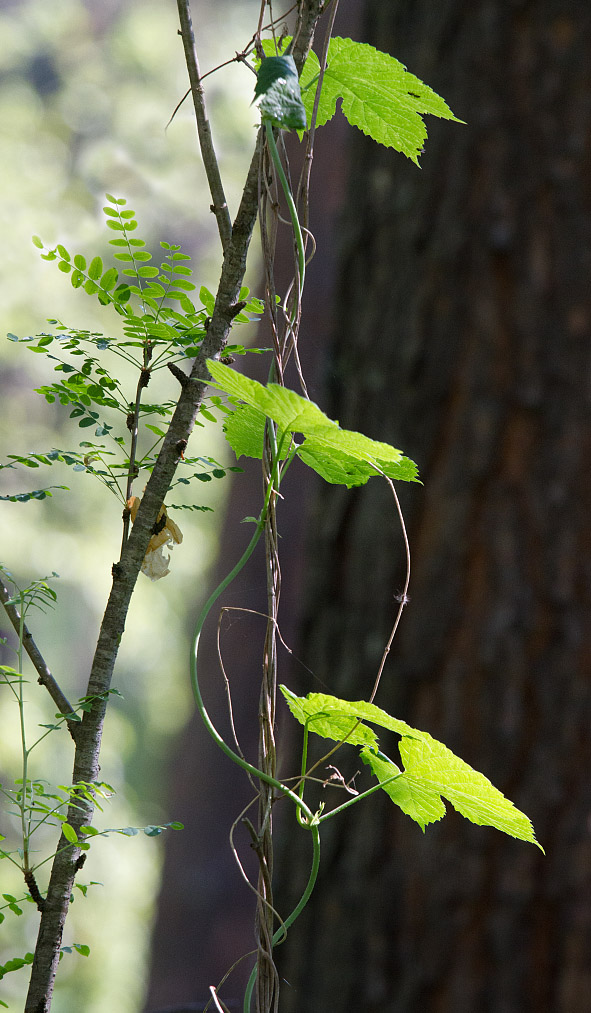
0,0 -> 261,1008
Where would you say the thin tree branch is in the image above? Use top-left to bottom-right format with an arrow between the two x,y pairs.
0,579 -> 78,742
120,365 -> 151,551
298,0 -> 339,225
176,0 -> 232,252
290,0 -> 327,69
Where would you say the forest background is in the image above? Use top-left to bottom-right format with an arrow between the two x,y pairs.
1,1 -> 590,1012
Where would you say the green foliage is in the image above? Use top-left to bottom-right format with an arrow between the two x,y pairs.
280,688 -> 542,848
0,894 -> 26,920
78,821 -> 183,841
30,195 -> 208,359
0,560 -> 183,972
0,771 -> 182,861
0,778 -> 114,859
208,359 -> 419,487
0,951 -> 34,982
4,200 -> 263,512
0,486 -> 69,503
262,37 -> 461,162
0,939 -> 88,981
0,568 -> 59,618
59,944 -> 90,960
254,54 -> 307,131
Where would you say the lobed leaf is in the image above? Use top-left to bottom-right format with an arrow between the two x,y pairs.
281,687 -> 379,747
208,359 -> 418,487
223,404 -> 286,461
266,36 -> 461,163
280,687 -> 542,847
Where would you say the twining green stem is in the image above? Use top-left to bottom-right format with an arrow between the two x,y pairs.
264,120 -> 306,301
243,822 -> 320,1013
295,723 -> 311,828
200,114 -> 314,1013
189,467 -> 308,815
190,517 -> 322,1013
188,431 -> 322,1013
317,769 -> 403,823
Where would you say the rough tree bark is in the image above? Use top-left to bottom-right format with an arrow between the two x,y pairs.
275,1 -> 591,1010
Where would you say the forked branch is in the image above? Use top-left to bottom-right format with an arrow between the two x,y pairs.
0,578 -> 78,741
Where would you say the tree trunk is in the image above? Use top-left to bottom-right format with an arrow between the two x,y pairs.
275,1 -> 591,1010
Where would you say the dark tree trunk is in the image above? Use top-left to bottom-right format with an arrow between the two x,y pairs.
275,1 -> 591,1010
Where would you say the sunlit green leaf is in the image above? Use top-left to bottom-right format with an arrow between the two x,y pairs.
280,687 -> 542,847
208,359 -> 418,486
100,268 -> 118,291
199,286 -> 215,315
88,257 -> 103,280
61,823 -> 78,844
265,36 -> 460,162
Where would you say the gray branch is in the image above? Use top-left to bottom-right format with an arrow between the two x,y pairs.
0,579 -> 79,741
176,0 -> 233,252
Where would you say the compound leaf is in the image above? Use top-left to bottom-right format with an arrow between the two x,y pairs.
0,486 -> 69,503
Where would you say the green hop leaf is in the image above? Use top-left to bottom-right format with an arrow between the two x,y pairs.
254,54 -> 307,131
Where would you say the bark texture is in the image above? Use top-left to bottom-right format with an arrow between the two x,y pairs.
275,1 -> 591,1010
